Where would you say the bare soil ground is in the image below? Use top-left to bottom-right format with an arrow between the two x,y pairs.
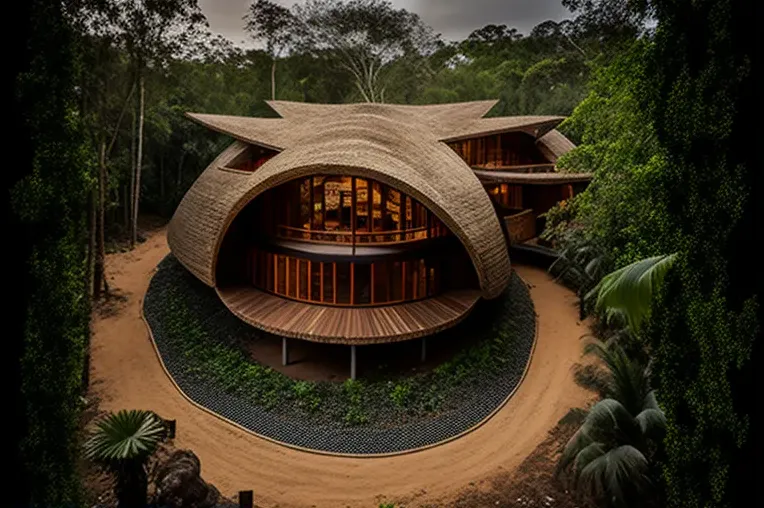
87,226 -> 594,508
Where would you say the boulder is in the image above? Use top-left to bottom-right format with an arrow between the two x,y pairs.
154,450 -> 220,508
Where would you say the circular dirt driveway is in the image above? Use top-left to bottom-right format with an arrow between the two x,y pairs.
89,227 -> 591,508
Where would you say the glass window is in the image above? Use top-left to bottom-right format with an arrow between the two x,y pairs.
385,188 -> 401,239
300,178 -> 311,229
322,262 -> 334,304
335,263 -> 351,304
373,262 -> 388,303
310,261 -> 321,301
355,178 -> 369,233
427,259 -> 439,296
287,257 -> 297,298
354,263 -> 371,305
418,259 -> 426,298
276,255 -> 286,295
266,175 -> 452,245
312,176 -> 324,230
265,252 -> 274,292
390,261 -> 402,302
372,181 -> 383,232
298,259 -> 308,300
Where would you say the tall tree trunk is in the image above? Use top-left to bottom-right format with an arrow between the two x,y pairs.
176,150 -> 186,198
123,184 -> 129,231
132,75 -> 145,248
87,189 -> 96,299
271,58 -> 276,101
129,96 -> 136,246
159,153 -> 165,200
93,140 -> 108,299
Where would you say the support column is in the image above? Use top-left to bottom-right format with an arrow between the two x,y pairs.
421,337 -> 427,363
350,345 -> 357,380
282,337 -> 289,366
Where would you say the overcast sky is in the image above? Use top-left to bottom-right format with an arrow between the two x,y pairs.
199,0 -> 573,47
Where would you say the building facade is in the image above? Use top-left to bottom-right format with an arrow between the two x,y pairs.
168,100 -> 589,376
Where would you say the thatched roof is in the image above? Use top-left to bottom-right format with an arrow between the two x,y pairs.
171,100 -> 577,300
536,129 -> 576,163
473,169 -> 592,185
185,100 -> 566,150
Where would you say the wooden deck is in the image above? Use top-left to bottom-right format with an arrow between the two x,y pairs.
216,286 -> 482,345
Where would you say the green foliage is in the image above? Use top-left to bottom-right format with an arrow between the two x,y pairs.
556,42 -> 669,268
152,259 -> 534,428
556,1 -> 759,506
84,410 -> 166,463
389,382 -> 412,408
84,410 -> 166,508
12,1 -> 93,505
638,1 -> 760,505
589,254 -> 677,331
560,343 -> 665,507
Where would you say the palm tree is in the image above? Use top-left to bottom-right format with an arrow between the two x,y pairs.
559,341 -> 666,507
84,409 -> 167,508
587,253 -> 677,331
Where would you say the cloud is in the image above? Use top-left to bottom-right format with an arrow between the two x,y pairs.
415,0 -> 572,41
199,0 -> 573,47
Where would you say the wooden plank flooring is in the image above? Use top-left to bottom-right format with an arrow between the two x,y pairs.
216,286 -> 481,345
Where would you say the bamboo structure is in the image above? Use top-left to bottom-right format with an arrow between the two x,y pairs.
168,100 -> 588,346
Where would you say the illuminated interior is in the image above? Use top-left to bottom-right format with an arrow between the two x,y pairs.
216,175 -> 477,308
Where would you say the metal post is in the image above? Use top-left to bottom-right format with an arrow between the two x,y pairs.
282,337 -> 289,366
351,177 -> 356,256
238,490 -> 253,508
350,345 -> 357,380
421,337 -> 427,363
164,419 -> 176,439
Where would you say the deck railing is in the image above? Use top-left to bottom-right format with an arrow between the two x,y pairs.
276,225 -> 431,247
472,163 -> 556,173
504,209 -> 537,245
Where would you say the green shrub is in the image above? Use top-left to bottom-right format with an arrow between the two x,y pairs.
389,382 -> 412,408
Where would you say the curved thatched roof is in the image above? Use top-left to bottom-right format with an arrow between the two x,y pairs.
473,169 -> 592,185
185,100 -> 566,150
168,100 -> 510,298
536,129 -> 576,162
171,100 -> 578,300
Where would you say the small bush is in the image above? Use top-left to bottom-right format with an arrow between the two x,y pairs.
389,382 -> 412,408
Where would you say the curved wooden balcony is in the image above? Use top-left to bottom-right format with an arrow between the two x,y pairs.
216,286 -> 481,345
276,224 -> 434,246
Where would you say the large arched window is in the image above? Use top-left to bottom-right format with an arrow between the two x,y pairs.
253,175 -> 450,245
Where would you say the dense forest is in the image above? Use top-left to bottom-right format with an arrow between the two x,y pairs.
6,0 -> 760,507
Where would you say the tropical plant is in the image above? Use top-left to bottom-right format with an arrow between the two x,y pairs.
548,228 -> 611,318
559,341 -> 666,507
587,253 -> 677,331
84,410 -> 167,508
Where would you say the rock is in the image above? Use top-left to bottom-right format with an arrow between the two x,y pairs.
154,450 -> 220,508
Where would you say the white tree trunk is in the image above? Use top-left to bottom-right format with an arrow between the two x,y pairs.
271,58 -> 277,101
129,97 -> 136,242
94,140 -> 108,298
132,75 -> 145,248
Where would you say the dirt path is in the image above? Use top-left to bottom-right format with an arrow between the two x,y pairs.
89,227 -> 592,508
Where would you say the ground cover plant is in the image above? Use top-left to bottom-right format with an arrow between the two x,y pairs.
145,255 -> 536,429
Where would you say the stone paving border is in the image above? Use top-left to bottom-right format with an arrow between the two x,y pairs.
142,256 -> 537,456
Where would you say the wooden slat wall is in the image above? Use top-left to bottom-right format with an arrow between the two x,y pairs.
448,132 -> 550,167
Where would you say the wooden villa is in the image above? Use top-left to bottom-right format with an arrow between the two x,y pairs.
168,100 -> 589,378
